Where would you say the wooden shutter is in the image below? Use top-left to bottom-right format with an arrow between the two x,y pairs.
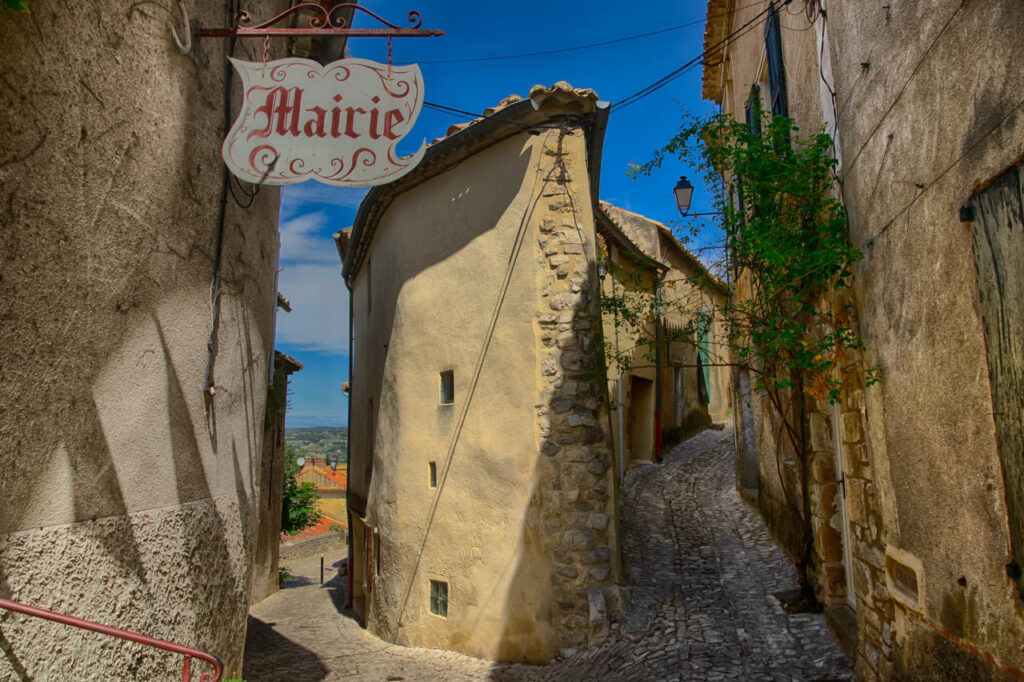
745,84 -> 762,137
970,162 -> 1024,596
764,6 -> 789,118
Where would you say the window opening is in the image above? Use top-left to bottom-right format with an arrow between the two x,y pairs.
429,579 -> 448,617
439,370 -> 454,405
428,461 -> 437,488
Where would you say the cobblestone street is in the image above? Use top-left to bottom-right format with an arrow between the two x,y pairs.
244,427 -> 851,680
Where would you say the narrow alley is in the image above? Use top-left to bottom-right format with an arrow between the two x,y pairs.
244,428 -> 851,681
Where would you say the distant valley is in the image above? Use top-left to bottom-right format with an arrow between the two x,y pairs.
285,426 -> 349,466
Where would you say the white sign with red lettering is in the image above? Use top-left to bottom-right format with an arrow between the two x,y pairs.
223,57 -> 426,187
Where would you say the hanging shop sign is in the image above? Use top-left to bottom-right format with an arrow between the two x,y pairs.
223,57 -> 426,187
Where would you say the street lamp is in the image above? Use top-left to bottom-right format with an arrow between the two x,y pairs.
674,175 -> 694,216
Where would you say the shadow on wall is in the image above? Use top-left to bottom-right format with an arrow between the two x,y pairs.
349,141 -> 534,515
360,128 -> 615,663
0,311 -> 263,679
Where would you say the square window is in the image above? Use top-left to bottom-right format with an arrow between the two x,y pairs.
429,579 -> 448,618
428,461 -> 437,488
439,370 -> 454,405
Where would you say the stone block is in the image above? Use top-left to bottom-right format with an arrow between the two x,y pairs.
542,356 -> 558,376
552,398 -> 574,414
809,412 -> 831,452
846,478 -> 866,522
580,426 -> 604,444
566,511 -> 590,529
602,585 -> 630,621
564,243 -> 583,255
556,565 -> 579,579
564,529 -> 596,550
541,441 -> 561,457
567,411 -> 597,427
562,631 -> 586,647
540,218 -> 555,233
538,313 -> 558,326
587,459 -> 609,476
582,548 -> 611,564
549,255 -> 569,266
563,445 -> 595,462
587,566 -> 610,582
588,589 -> 610,646
589,513 -> 610,530
556,332 -> 577,349
560,614 -> 587,631
811,454 -> 836,484
553,550 -> 573,564
842,410 -> 863,444
557,265 -> 569,278
550,291 -> 585,311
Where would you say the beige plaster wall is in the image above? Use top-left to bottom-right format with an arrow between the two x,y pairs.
825,1 -> 1024,677
0,2 -> 285,677
348,122 -> 618,662
712,1 -> 1024,678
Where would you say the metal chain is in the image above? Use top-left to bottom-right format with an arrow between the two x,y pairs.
386,36 -> 392,77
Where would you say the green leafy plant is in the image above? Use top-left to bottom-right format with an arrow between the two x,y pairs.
282,443 -> 322,535
624,106 -> 879,603
1,0 -> 30,13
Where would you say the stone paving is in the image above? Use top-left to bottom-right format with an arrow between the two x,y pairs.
244,427 -> 852,680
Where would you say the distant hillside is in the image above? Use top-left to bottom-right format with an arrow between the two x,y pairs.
285,426 -> 349,466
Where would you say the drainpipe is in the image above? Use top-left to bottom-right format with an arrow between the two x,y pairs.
653,272 -> 663,459
607,260 -> 626,485
345,277 -> 354,610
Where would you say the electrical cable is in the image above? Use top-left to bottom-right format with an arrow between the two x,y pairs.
841,0 -> 970,181
415,0 -> 771,65
860,93 -> 1024,250
611,2 -> 778,112
205,0 -> 241,397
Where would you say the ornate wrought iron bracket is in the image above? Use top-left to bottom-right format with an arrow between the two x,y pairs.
195,4 -> 444,38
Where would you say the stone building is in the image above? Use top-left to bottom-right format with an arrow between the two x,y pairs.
336,82 -> 625,662
296,457 -> 348,522
0,1 -> 297,677
702,0 -> 1024,679
596,202 -> 730,472
252,349 -> 305,605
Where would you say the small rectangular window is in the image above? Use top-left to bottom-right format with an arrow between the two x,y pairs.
439,370 -> 454,405
428,461 -> 437,488
429,579 -> 448,617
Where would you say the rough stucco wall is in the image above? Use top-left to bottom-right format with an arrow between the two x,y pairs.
825,1 -> 1024,678
0,1 -> 283,677
251,369 -> 289,605
348,123 -> 618,662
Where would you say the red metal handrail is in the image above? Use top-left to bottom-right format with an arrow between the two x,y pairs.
0,597 -> 223,681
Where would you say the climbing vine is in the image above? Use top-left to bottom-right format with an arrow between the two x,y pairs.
618,107 -> 879,601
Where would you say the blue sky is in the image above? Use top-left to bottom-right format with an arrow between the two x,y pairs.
277,0 -> 720,427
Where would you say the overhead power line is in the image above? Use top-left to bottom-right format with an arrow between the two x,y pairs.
612,2 -> 777,112
421,2 -> 779,121
415,0 -> 771,66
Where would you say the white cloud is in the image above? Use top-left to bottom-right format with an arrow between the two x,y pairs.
276,263 -> 349,354
279,211 -> 339,264
280,183 -> 368,219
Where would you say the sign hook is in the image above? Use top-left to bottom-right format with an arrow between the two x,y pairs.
170,0 -> 192,54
